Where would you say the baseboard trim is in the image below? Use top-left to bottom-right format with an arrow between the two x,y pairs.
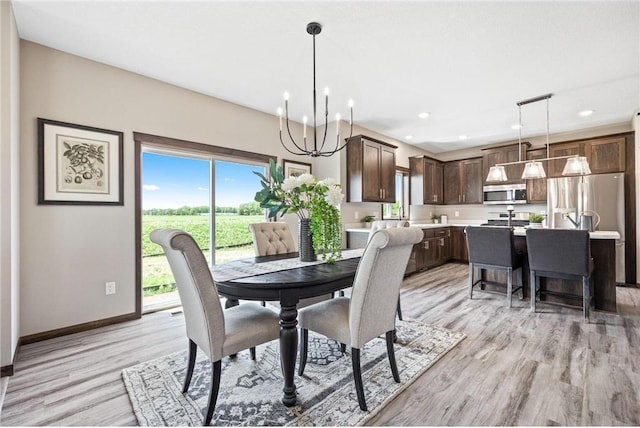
1,364 -> 13,377
20,312 -> 140,345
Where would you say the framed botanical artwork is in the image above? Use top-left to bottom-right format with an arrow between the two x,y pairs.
282,159 -> 312,178
38,118 -> 124,205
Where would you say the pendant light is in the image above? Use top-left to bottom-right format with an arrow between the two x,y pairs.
519,94 -> 552,179
277,22 -> 354,158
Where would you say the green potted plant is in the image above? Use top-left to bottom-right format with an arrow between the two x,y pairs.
431,214 -> 441,224
254,159 -> 344,262
529,213 -> 544,228
361,215 -> 375,227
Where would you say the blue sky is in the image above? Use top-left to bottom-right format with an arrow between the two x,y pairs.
142,152 -> 265,209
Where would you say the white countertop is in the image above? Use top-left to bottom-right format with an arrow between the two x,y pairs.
346,225 -> 620,240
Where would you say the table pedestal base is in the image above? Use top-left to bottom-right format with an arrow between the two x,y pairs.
279,303 -> 298,406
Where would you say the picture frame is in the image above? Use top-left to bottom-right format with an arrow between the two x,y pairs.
38,118 -> 124,205
282,158 -> 312,178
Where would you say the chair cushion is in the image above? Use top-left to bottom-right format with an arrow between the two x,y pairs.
222,303 -> 280,358
298,297 -> 351,346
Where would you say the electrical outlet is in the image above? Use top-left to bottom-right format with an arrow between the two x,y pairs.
105,281 -> 116,295
354,211 -> 359,219
455,211 -> 460,217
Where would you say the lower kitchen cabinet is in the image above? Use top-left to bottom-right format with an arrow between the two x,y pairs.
407,226 -> 469,275
450,226 -> 468,262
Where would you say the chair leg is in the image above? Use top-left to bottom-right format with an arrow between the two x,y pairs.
340,342 -> 347,354
250,347 -> 256,360
518,267 -> 524,300
386,331 -> 400,383
298,329 -> 308,376
507,267 -> 513,308
261,301 -> 266,307
183,339 -> 197,394
530,270 -> 537,313
468,262 -> 474,299
351,348 -> 368,411
396,296 -> 403,321
583,276 -> 590,323
339,290 -> 345,297
203,360 -> 221,426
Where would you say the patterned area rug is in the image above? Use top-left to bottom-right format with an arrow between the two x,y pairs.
122,320 -> 464,426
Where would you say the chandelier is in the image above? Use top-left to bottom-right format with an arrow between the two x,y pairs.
277,22 -> 354,157
486,93 -> 591,182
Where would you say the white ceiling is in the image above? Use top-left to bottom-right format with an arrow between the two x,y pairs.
10,1 -> 640,153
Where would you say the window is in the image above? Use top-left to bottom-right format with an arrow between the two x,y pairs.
382,168 -> 409,219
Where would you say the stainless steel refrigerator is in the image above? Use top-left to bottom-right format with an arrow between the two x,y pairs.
547,173 -> 625,283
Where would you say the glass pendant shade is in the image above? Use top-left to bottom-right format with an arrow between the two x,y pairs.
486,165 -> 508,182
521,161 -> 547,179
562,156 -> 592,176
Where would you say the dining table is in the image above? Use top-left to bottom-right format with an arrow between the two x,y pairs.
211,249 -> 363,407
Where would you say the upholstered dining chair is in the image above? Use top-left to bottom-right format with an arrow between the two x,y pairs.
150,229 -> 280,426
465,226 -> 524,307
249,221 -> 330,308
526,228 -> 593,323
367,219 -> 410,319
297,227 -> 423,411
248,222 -> 296,256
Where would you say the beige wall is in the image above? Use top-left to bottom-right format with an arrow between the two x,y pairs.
19,41 -> 309,336
0,1 -> 20,369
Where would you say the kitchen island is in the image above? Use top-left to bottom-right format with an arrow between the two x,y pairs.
346,224 -> 620,313
481,228 -> 620,313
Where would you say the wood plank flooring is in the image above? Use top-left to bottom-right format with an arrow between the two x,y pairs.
1,263 -> 639,426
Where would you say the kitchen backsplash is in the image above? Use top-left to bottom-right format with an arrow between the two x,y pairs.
409,204 -> 547,221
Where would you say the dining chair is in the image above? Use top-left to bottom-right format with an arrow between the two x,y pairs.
297,227 -> 423,411
526,228 -> 593,322
248,222 -> 296,256
465,226 -> 524,307
150,229 -> 280,425
249,221 -> 330,308
367,219 -> 410,319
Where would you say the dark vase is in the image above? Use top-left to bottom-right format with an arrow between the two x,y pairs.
299,218 -> 317,262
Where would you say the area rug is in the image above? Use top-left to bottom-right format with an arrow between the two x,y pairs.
122,319 -> 464,426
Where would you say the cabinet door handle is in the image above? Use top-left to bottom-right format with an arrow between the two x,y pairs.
382,188 -> 385,199
440,238 -> 445,246
424,241 -> 429,250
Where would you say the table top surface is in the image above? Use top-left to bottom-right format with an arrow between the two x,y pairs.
213,252 -> 361,302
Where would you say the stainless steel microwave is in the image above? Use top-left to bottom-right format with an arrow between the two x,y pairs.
483,183 -> 527,205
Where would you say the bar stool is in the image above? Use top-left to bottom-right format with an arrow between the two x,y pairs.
465,226 -> 524,307
526,228 -> 593,323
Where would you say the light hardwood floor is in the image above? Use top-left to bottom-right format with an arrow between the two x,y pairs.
1,263 -> 639,426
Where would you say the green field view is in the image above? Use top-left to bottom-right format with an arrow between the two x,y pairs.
143,214 -> 264,295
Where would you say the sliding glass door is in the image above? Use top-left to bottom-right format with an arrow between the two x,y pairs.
140,149 -> 267,312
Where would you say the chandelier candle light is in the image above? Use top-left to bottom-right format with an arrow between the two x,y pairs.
278,22 -> 354,157
486,93 -> 591,182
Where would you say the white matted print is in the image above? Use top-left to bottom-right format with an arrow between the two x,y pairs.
282,158 -> 312,178
38,118 -> 123,205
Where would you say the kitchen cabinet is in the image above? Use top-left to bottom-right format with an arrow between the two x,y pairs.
526,148 -> 547,203
346,135 -> 397,202
450,226 -> 468,262
410,156 -> 443,204
414,228 -> 451,271
482,143 -> 530,184
443,158 -> 483,204
547,135 -> 625,177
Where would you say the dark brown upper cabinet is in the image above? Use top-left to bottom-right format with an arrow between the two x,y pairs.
548,134 -> 625,177
346,135 -> 397,203
443,158 -> 483,204
410,156 -> 443,205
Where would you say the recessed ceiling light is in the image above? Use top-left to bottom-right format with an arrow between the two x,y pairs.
405,135 -> 413,140
579,109 -> 595,117
511,124 -> 523,130
459,135 -> 467,140
418,112 -> 430,119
